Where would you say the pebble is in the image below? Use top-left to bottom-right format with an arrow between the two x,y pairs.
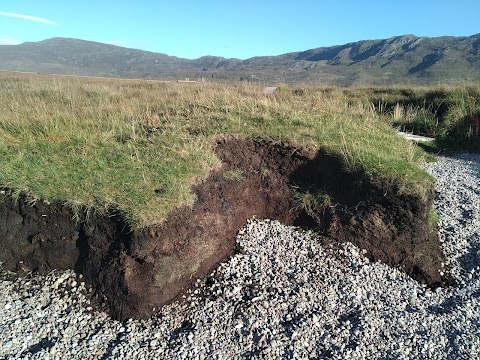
0,153 -> 479,359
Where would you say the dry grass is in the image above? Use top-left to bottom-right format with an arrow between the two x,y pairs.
0,73 -> 434,229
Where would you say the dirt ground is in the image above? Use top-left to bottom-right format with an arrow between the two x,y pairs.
0,137 -> 449,320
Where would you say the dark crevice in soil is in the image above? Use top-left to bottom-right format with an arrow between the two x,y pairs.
0,137 -> 450,320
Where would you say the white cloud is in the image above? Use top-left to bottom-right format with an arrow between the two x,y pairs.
0,36 -> 21,45
0,11 -> 55,25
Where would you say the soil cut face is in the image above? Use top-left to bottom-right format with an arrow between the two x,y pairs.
0,137 -> 449,320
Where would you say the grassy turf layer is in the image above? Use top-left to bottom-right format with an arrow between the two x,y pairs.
0,73 -> 434,229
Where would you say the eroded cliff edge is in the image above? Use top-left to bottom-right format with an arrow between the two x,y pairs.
0,138 -> 449,320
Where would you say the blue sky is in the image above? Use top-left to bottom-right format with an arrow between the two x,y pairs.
1,1 -> 479,59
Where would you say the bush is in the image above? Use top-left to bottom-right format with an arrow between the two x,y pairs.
354,85 -> 480,150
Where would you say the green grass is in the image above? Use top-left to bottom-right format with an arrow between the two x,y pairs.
347,84 -> 480,150
0,73 -> 436,230
293,189 -> 332,223
428,207 -> 440,231
223,169 -> 245,181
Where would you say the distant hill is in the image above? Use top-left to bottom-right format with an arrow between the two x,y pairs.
1,34 -> 479,85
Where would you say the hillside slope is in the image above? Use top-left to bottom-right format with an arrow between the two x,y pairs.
1,34 -> 479,85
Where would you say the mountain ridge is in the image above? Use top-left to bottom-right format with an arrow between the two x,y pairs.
1,34 -> 479,85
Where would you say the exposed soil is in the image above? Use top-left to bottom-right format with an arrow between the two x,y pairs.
0,137 -> 450,320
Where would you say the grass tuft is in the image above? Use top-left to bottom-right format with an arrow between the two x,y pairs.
428,207 -> 440,231
293,189 -> 332,223
223,169 -> 245,181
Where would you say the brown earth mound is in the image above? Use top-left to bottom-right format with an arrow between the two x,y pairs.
0,137 -> 449,320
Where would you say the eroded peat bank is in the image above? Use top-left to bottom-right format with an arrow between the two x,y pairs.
0,138 -> 449,320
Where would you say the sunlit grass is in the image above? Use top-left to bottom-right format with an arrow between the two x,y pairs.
0,73 -> 435,229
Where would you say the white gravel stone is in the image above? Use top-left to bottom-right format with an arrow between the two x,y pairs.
1,152 -> 479,359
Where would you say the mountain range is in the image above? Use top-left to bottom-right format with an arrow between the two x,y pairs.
1,34 -> 479,86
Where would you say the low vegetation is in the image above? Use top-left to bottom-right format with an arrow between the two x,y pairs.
0,73 -> 448,230
345,85 -> 480,149
292,189 -> 332,224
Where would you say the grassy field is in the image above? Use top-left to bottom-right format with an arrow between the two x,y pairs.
0,73 -> 452,230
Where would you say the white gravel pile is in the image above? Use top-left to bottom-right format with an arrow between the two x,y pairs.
1,153 -> 479,359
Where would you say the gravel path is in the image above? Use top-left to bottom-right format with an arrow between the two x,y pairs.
1,153 -> 479,359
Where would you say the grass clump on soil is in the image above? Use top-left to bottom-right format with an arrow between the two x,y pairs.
0,73 -> 435,230
293,189 -> 332,223
428,207 -> 441,231
223,169 -> 245,181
